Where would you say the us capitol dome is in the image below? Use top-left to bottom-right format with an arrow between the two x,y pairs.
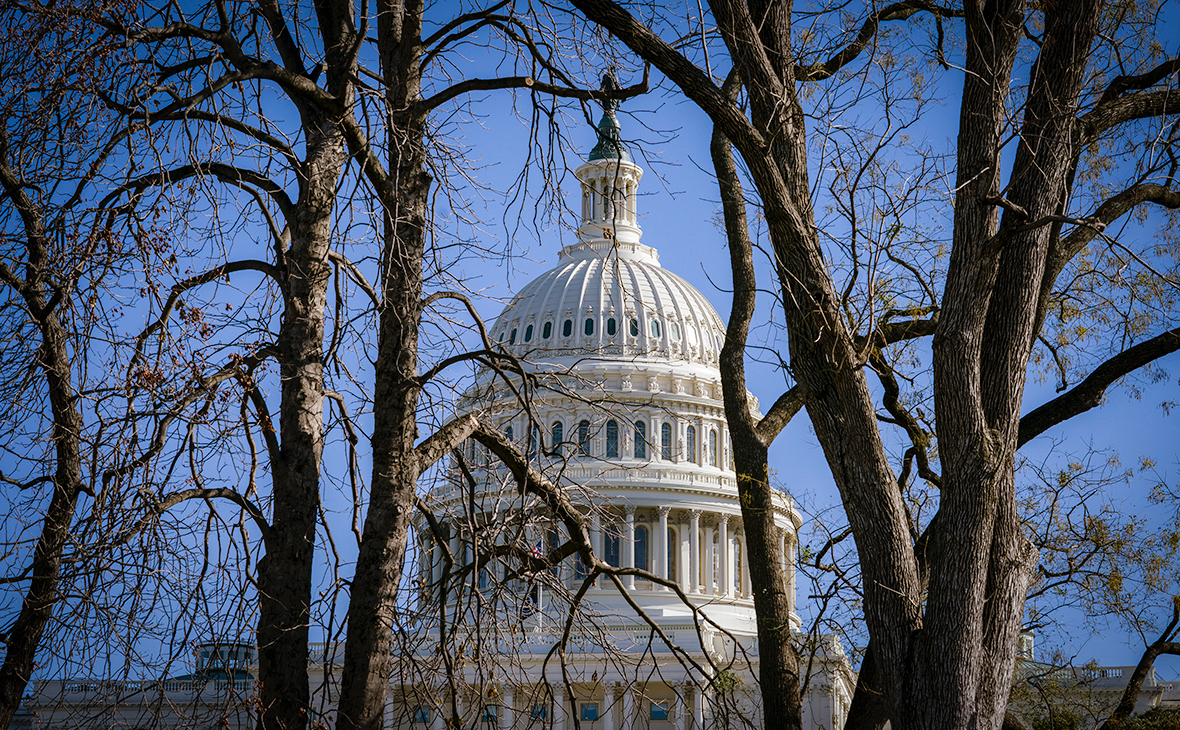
406,98 -> 854,730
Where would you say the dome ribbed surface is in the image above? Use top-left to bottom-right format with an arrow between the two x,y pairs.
491,241 -> 726,366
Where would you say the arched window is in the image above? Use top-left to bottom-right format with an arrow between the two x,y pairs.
605,524 -> 621,568
543,321 -> 552,339
661,423 -> 673,461
667,527 -> 678,582
671,322 -> 681,341
509,328 -> 517,345
634,420 -> 646,459
650,319 -> 661,338
733,537 -> 743,594
687,425 -> 697,463
524,324 -> 534,342
607,318 -> 617,336
584,317 -> 595,336
563,319 -> 573,337
635,525 -> 649,572
505,424 -> 513,442
629,318 -> 639,336
709,429 -> 718,467
551,421 -> 563,455
578,420 -> 591,456
528,424 -> 541,461
606,419 -> 619,458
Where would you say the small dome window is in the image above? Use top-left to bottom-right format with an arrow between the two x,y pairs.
524,324 -> 534,343
563,319 -> 573,337
542,322 -> 552,339
509,328 -> 517,345
671,322 -> 681,341
607,318 -> 617,336
650,319 -> 661,338
585,318 -> 595,336
629,318 -> 639,336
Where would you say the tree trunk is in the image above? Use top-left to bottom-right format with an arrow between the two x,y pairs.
0,309 -> 84,729
335,1 -> 430,726
255,110 -> 346,730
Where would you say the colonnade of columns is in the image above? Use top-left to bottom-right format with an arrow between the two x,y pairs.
418,507 -> 798,605
413,680 -> 716,730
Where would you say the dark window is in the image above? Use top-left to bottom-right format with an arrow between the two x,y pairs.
531,705 -> 549,720
605,525 -> 621,567
635,525 -> 649,571
687,425 -> 697,463
650,702 -> 668,721
551,421 -> 563,454
661,423 -> 673,461
606,420 -> 619,458
524,324 -> 533,342
529,424 -> 542,461
581,704 -> 599,722
585,317 -> 595,336
505,425 -> 513,442
634,421 -> 647,459
563,319 -> 573,337
543,321 -> 552,339
578,420 -> 591,455
412,707 -> 431,724
668,528 -> 677,580
630,318 -> 639,336
650,319 -> 661,338
482,706 -> 499,724
509,328 -> 517,345
607,318 -> 617,335
709,429 -> 718,466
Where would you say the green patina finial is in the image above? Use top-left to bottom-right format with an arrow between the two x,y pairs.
588,71 -> 630,162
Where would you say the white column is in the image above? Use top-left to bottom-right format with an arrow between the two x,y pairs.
431,692 -> 444,730
603,684 -> 615,730
779,527 -> 788,588
688,510 -> 701,594
554,686 -> 565,730
704,523 -> 715,595
501,687 -> 514,730
590,512 -> 602,589
621,685 -> 634,730
624,507 -> 636,590
657,507 -> 670,590
679,516 -> 690,592
673,688 -> 686,730
718,515 -> 730,599
787,533 -> 797,616
692,685 -> 704,730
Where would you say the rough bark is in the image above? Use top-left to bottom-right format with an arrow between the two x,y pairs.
567,0 -> 1180,729
334,0 -> 431,724
711,73 -> 803,730
0,140 -> 87,725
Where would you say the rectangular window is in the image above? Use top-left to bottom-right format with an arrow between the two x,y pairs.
531,705 -> 549,720
482,706 -> 499,723
412,707 -> 431,724
581,703 -> 599,722
650,702 -> 668,721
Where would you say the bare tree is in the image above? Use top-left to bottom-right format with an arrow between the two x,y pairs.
563,0 -> 1180,728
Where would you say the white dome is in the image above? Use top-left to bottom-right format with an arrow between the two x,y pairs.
490,240 -> 727,368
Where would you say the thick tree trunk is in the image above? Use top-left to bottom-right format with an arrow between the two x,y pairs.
912,0 -> 1103,726
335,2 -> 430,725
255,112 -> 346,730
0,309 -> 84,729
